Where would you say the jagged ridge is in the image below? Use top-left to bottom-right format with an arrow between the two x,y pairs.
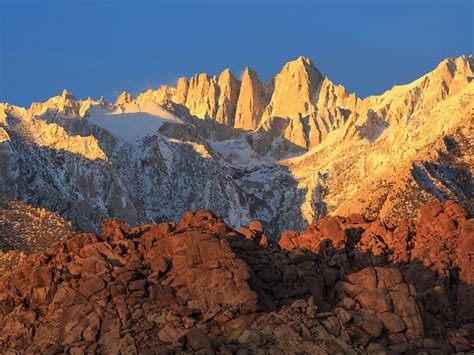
0,55 -> 472,235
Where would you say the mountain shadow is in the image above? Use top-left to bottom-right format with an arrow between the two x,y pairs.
0,120 -> 309,237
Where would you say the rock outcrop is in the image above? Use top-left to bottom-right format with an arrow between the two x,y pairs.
29,89 -> 82,117
0,200 -> 472,353
264,56 -> 323,121
234,67 -> 267,130
166,69 -> 241,127
182,73 -> 220,119
115,91 -> 133,105
215,69 -> 240,126
279,199 -> 474,352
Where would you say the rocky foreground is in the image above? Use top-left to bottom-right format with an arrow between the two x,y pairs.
0,200 -> 473,354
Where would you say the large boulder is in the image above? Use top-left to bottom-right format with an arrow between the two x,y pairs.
337,267 -> 424,342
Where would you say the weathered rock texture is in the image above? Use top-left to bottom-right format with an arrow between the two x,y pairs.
0,200 -> 472,353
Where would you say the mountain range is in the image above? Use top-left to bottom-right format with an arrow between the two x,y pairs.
1,55 -> 473,236
1,55 -> 474,354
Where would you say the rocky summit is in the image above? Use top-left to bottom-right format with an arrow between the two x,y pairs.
0,199 -> 472,354
1,56 -> 472,235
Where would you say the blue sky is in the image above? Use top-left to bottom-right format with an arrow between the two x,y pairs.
1,0 -> 473,107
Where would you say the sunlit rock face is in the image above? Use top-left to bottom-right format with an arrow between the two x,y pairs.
115,91 -> 133,105
29,89 -> 82,117
167,69 -> 241,126
183,73 -> 220,119
0,200 -> 472,353
173,77 -> 188,105
0,55 -> 473,235
264,56 -> 323,120
215,69 -> 240,126
234,67 -> 267,131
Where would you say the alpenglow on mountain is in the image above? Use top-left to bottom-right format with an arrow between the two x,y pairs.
1,55 -> 473,235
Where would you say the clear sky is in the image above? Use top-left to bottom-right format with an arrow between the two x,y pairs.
1,0 -> 473,107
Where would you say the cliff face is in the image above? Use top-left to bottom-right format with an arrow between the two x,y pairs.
106,56 -> 473,155
234,67 -> 267,130
215,69 -> 240,126
130,56 -> 359,151
264,57 -> 323,120
1,55 -> 472,235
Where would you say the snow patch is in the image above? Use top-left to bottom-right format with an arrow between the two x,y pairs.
86,101 -> 183,145
211,137 -> 274,170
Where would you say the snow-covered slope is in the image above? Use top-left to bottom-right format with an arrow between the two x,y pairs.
86,101 -> 183,145
0,104 -> 253,233
1,56 -> 472,236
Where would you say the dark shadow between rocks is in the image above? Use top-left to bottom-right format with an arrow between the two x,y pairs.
0,202 -> 472,353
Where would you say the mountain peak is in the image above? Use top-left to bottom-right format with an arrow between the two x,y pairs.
435,55 -> 474,77
235,66 -> 266,130
284,56 -> 317,71
262,56 -> 323,128
116,91 -> 133,105
218,68 -> 238,84
296,55 -> 313,64
60,89 -> 75,100
216,68 -> 240,126
242,66 -> 258,77
219,67 -> 233,76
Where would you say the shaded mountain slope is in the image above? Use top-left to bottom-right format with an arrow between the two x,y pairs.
0,194 -> 77,273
